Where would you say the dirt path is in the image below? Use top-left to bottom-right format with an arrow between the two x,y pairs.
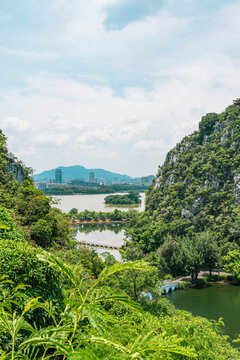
175,270 -> 231,282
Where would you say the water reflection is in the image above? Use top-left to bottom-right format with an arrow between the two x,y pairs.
73,223 -> 126,253
75,222 -> 126,234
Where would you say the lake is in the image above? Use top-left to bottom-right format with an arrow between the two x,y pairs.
166,283 -> 240,344
72,223 -> 125,261
52,193 -> 142,260
53,192 -> 145,213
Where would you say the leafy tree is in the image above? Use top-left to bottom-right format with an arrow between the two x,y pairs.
223,250 -> 240,281
69,207 -> 78,216
182,236 -> 204,281
104,192 -> 141,205
158,235 -> 188,277
199,113 -> 219,142
30,219 -> 53,248
53,247 -> 104,277
195,231 -> 219,275
233,98 -> 240,106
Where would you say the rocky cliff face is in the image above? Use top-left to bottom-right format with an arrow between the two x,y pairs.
6,157 -> 26,184
146,101 -> 240,228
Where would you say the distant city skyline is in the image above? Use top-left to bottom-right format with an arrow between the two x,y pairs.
0,0 -> 240,176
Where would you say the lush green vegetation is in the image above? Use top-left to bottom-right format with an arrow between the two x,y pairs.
68,208 -> 139,222
223,250 -> 240,281
0,209 -> 239,358
123,101 -> 240,283
0,109 -> 240,358
104,191 -> 141,205
0,132 -> 71,250
43,184 -> 148,195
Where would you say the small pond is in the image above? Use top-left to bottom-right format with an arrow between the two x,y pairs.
166,283 -> 240,344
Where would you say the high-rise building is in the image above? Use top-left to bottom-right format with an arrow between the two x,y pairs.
55,168 -> 62,183
89,172 -> 95,182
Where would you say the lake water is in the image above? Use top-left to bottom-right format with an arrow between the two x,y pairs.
166,283 -> 240,344
52,192 -> 145,213
52,193 -> 141,260
72,223 -> 125,261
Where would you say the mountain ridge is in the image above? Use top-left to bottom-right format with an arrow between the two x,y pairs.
33,165 -> 132,182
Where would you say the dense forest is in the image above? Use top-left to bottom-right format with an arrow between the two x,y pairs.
123,100 -> 240,282
0,107 -> 239,358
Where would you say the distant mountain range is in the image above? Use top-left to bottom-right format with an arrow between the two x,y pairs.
33,165 -> 132,182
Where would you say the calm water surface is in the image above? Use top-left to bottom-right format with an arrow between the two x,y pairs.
73,223 -> 125,248
53,192 -> 145,213
52,192 -> 141,260
73,223 -> 126,261
72,224 -> 125,262
166,284 -> 240,343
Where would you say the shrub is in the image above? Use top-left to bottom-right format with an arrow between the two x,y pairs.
30,219 -> 53,247
193,277 -> 208,288
0,213 -> 64,327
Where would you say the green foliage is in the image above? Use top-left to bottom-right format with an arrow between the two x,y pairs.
69,208 -> 139,222
104,191 -> 141,205
43,183 -> 148,195
157,235 -> 189,277
0,242 -> 238,358
124,101 -> 240,282
0,130 -> 72,249
146,102 -> 240,238
0,207 -> 25,243
53,247 -> 104,277
199,112 -> 219,142
15,180 -> 51,225
0,224 -> 64,328
30,219 -> 53,248
223,250 -> 240,281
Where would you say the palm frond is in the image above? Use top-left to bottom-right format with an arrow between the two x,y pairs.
99,261 -> 153,281
87,261 -> 153,296
90,336 -> 128,354
68,349 -> 100,360
93,295 -> 143,313
37,252 -> 83,298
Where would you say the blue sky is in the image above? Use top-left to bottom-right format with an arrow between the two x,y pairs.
0,0 -> 240,176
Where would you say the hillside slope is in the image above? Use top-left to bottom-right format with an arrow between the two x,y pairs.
146,100 -> 240,233
33,165 -> 131,182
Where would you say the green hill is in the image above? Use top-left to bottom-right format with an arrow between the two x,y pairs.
123,100 -> 240,281
146,99 -> 240,235
33,165 -> 131,182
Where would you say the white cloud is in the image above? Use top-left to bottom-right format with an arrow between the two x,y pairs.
95,149 -> 119,160
33,132 -> 69,146
132,140 -> 168,152
0,46 -> 58,60
1,117 -> 31,132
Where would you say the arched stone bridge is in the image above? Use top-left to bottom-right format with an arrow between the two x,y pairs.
161,281 -> 179,294
141,280 -> 180,301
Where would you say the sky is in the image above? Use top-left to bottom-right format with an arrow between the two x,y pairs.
0,0 -> 240,177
